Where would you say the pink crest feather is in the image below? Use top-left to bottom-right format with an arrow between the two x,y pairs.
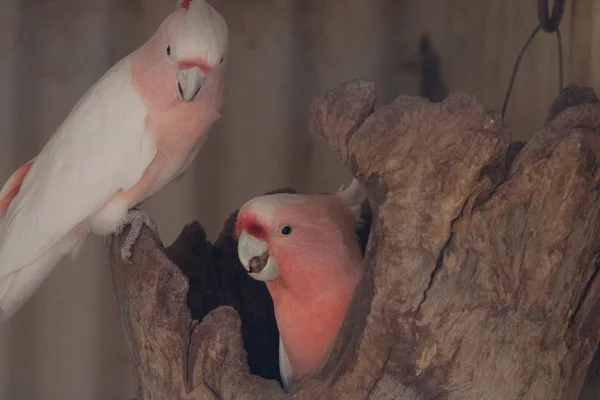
179,0 -> 192,10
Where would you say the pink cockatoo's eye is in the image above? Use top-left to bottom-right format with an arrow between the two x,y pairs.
280,225 -> 292,236
166,46 -> 171,56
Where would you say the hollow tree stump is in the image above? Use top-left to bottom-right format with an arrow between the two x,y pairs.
109,81 -> 600,400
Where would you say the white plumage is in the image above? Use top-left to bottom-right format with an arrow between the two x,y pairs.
0,57 -> 155,321
0,0 -> 228,322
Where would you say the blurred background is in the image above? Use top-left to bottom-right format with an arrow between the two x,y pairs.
0,0 -> 598,399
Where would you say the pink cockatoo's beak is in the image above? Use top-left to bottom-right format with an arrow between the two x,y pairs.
176,61 -> 213,102
237,230 -> 280,281
176,66 -> 206,102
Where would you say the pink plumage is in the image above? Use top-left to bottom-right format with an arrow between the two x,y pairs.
0,160 -> 33,224
236,215 -> 268,241
236,186 -> 366,391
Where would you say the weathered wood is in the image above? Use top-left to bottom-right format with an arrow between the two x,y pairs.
110,80 -> 600,399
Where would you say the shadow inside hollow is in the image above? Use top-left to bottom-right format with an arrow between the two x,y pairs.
164,187 -> 372,384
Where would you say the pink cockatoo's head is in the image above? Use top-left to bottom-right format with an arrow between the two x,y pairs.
235,179 -> 367,390
235,193 -> 363,289
133,0 -> 229,108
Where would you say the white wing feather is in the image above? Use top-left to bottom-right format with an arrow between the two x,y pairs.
336,177 -> 367,227
0,55 -> 156,285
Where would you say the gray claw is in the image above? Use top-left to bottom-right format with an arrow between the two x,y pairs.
118,209 -> 159,264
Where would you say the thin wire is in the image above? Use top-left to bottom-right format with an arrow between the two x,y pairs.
538,0 -> 566,33
501,25 -> 564,120
501,0 -> 566,121
501,25 -> 542,120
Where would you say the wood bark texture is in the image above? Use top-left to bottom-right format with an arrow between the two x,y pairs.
109,81 -> 600,400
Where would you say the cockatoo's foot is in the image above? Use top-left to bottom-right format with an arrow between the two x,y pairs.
116,208 -> 159,264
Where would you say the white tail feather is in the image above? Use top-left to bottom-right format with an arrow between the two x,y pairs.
0,253 -> 59,322
336,177 -> 367,228
0,231 -> 82,323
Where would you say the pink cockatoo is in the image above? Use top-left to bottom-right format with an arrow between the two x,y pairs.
0,0 -> 228,323
235,179 -> 367,392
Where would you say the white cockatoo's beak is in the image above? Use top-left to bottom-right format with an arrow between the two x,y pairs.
237,230 -> 280,281
177,67 -> 206,102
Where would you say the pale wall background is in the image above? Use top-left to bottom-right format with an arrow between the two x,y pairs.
0,0 -> 598,399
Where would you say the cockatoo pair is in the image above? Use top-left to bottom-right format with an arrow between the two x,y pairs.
0,0 -> 367,393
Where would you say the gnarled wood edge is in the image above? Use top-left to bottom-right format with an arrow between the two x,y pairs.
110,81 -> 600,400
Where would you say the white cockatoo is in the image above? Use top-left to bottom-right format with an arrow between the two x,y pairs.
0,0 -> 228,323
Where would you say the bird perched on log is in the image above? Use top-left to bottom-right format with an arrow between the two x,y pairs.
0,0 -> 228,323
236,178 -> 367,391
